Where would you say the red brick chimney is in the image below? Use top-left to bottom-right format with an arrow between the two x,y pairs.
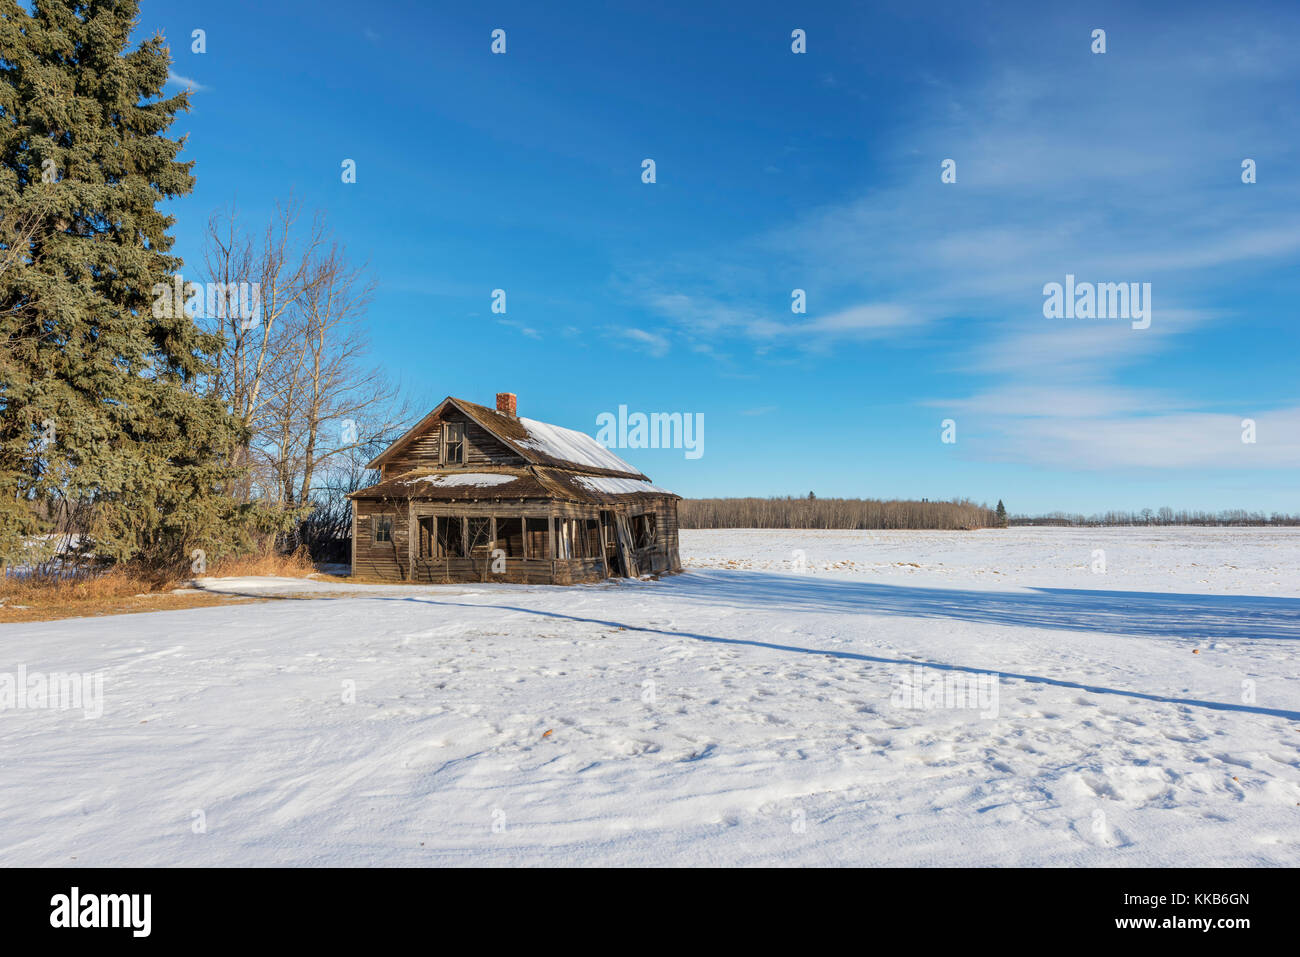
496,392 -> 517,417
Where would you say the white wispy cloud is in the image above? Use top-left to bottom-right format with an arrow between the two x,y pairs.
166,71 -> 208,92
615,327 -> 670,357
977,408 -> 1300,471
496,319 -> 541,340
621,13 -> 1300,470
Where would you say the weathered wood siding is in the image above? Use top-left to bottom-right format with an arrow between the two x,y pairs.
382,408 -> 526,478
350,495 -> 680,583
412,557 -> 558,584
553,557 -> 608,584
353,498 -> 410,580
628,497 -> 680,575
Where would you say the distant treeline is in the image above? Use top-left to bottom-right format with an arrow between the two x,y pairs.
679,497 -> 999,530
1010,509 -> 1300,527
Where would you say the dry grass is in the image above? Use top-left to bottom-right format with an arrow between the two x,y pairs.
1,564 -> 182,604
0,546 -> 321,623
0,592 -> 263,624
206,545 -> 318,579
0,564 -> 259,623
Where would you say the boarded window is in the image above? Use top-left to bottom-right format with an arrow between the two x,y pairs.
374,514 -> 394,544
418,517 -> 435,556
525,518 -> 549,558
444,422 -> 465,464
437,516 -> 465,557
495,517 -> 524,557
584,519 -> 601,557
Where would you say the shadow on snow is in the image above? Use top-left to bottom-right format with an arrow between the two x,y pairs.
199,569 -> 1300,721
661,570 -> 1300,643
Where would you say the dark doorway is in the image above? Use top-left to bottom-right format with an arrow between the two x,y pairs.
600,511 -> 623,576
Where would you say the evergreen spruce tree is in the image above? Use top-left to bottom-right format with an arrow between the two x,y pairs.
995,499 -> 1007,527
0,0 -> 257,568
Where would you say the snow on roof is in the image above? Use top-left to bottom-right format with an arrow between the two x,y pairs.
514,416 -> 640,474
409,473 -> 519,488
572,475 -> 673,496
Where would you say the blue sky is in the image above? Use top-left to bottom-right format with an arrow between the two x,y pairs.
142,0 -> 1298,513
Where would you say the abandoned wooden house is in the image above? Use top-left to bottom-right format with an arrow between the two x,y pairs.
349,393 -> 682,584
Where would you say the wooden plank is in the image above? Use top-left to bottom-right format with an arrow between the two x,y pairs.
614,512 -> 638,577
407,499 -> 416,580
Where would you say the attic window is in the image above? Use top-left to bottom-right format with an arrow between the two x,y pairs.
444,422 -> 465,464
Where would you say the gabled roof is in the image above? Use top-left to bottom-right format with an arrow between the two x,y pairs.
367,397 -> 647,479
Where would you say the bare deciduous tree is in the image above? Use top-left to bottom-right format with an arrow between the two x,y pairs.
202,198 -> 326,500
200,199 -> 410,555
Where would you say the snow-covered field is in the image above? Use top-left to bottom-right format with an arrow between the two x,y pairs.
2,526 -> 1298,866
